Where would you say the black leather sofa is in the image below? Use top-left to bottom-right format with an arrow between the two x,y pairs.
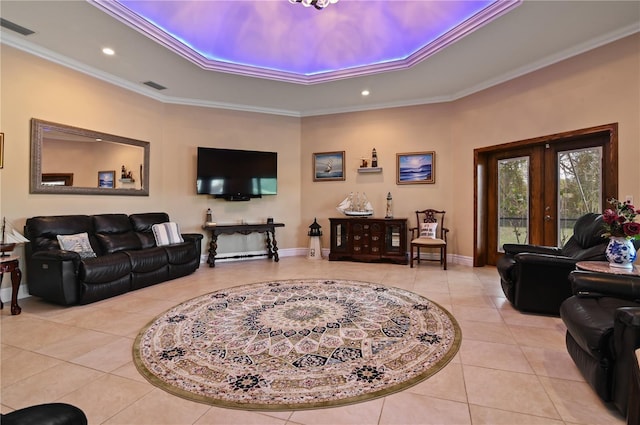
560,270 -> 640,417
25,212 -> 203,305
497,213 -> 608,315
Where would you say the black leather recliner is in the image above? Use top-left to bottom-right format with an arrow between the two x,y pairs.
497,213 -> 608,315
0,403 -> 87,425
560,271 -> 640,417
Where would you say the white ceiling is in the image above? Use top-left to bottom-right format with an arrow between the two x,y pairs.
1,1 -> 639,117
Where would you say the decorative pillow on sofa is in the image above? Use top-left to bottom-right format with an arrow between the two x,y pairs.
57,232 -> 97,258
420,222 -> 438,239
152,222 -> 184,246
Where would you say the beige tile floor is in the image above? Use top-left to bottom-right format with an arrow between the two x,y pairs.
1,257 -> 626,424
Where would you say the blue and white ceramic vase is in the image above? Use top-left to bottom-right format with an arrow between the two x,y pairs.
605,236 -> 637,269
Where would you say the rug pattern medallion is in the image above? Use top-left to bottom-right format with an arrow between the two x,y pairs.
134,279 -> 461,410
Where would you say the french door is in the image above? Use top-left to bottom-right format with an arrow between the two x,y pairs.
475,124 -> 618,266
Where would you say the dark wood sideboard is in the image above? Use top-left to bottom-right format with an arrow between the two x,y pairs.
329,217 -> 408,265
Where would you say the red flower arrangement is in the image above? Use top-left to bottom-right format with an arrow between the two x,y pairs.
602,198 -> 640,240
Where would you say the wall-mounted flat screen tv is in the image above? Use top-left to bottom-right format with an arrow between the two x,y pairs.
196,147 -> 277,201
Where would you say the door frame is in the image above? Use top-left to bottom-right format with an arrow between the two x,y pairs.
473,123 -> 618,267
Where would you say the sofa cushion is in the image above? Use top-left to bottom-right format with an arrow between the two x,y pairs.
130,213 -> 171,249
25,215 -> 95,252
125,247 -> 168,272
152,222 -> 184,246
554,213 -> 607,260
571,213 -> 605,248
94,214 -> 142,254
164,242 -> 197,265
57,233 -> 97,259
94,214 -> 133,234
96,232 -> 142,254
78,253 -> 132,284
130,212 -> 170,232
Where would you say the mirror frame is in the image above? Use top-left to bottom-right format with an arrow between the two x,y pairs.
30,118 -> 150,196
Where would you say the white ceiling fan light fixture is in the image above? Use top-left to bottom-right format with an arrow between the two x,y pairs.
290,0 -> 338,10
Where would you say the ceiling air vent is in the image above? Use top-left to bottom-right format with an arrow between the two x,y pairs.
143,81 -> 167,91
0,18 -> 35,36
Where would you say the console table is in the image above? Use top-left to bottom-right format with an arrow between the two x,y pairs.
203,222 -> 285,267
0,255 -> 22,315
329,217 -> 408,265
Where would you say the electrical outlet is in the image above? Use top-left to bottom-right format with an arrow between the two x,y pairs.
625,195 -> 633,204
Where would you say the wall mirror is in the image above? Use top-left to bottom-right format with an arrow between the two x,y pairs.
30,118 -> 150,196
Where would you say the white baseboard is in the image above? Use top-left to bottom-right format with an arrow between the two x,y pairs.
0,284 -> 31,304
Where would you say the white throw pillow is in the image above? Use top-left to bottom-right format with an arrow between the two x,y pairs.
57,232 -> 97,258
420,222 -> 438,239
152,222 -> 184,246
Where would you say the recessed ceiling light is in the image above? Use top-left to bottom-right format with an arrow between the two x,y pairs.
361,90 -> 370,96
102,47 -> 115,56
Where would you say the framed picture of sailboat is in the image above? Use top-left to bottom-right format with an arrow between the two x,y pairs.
397,151 -> 435,184
313,151 -> 345,181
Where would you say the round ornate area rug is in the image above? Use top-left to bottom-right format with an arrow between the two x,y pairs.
134,279 -> 461,410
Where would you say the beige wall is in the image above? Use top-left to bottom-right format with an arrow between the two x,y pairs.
300,33 -> 640,259
451,33 -> 640,257
0,46 -> 302,266
1,33 -> 638,291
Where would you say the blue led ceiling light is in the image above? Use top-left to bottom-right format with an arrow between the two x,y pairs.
89,0 -> 521,84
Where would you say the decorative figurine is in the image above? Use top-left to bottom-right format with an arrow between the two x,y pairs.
371,148 -> 378,167
385,192 -> 393,218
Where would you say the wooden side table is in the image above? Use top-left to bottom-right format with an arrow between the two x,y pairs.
0,255 -> 22,315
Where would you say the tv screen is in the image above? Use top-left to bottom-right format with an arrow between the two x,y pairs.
196,147 -> 277,200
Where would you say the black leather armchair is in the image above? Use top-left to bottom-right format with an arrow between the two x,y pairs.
1,403 -> 87,425
560,271 -> 640,416
497,213 -> 608,315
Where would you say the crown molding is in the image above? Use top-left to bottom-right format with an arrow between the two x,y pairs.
2,21 -> 638,118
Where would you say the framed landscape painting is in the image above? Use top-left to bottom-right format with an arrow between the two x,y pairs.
397,151 -> 435,184
98,170 -> 115,188
313,151 -> 345,181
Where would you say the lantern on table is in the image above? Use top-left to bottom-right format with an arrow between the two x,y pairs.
307,218 -> 323,260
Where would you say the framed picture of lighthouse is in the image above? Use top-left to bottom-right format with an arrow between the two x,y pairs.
313,151 -> 345,181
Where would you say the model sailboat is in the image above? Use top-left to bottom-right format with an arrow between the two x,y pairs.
0,217 -> 30,256
336,192 -> 374,216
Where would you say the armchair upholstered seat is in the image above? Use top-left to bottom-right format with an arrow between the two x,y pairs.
410,209 -> 448,269
496,213 -> 607,315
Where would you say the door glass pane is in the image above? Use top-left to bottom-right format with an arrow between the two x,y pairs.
498,156 -> 529,251
557,147 -> 603,246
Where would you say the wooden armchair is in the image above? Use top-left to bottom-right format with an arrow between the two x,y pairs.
410,209 -> 448,269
